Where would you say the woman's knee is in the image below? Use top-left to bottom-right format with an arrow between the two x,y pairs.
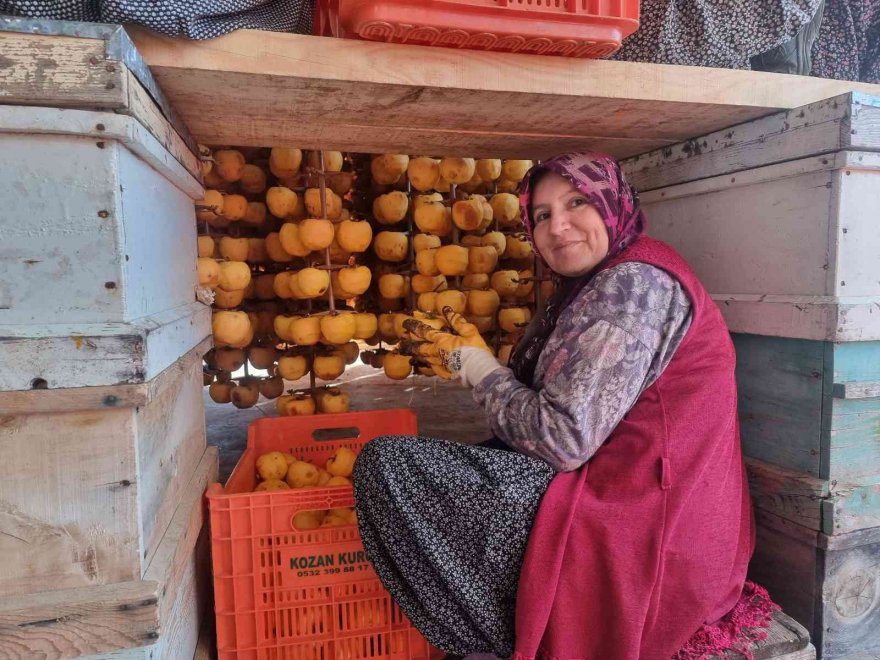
353,434 -> 407,483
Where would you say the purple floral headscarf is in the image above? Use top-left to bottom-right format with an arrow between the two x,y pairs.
508,152 -> 647,387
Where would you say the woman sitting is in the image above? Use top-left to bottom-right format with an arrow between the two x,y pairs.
354,152 -> 773,660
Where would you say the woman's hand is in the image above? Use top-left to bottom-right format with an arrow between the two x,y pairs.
400,306 -> 494,381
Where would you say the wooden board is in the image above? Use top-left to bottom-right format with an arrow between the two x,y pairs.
82,447 -> 218,660
0,405 -> 141,595
0,33 -> 124,110
733,335 -> 825,477
0,448 -> 218,659
750,511 -> 880,659
639,151 -> 880,341
0,343 -> 209,597
0,580 -> 159,658
0,113 -> 200,328
127,28 -> 880,159
0,32 -> 199,179
0,302 -> 211,391
735,336 -> 880,535
138,346 -> 208,571
624,92 -> 880,191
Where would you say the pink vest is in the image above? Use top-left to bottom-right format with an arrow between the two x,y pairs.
513,236 -> 754,660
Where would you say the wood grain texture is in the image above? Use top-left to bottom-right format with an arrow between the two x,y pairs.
0,342 -> 210,599
733,335 -> 825,476
127,28 -> 880,159
746,457 -> 828,531
750,511 -> 880,659
0,32 -> 199,179
0,34 -> 125,110
0,302 -> 212,391
623,92 -> 880,191
123,69 -> 201,180
75,448 -> 217,660
0,579 -> 159,658
138,347 -> 209,572
0,406 -> 141,596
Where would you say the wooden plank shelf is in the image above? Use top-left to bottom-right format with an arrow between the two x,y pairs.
127,29 -> 880,159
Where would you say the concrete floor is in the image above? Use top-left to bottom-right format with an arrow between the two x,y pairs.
205,363 -> 490,481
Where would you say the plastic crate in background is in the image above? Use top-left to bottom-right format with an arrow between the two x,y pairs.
314,0 -> 641,59
207,409 -> 434,659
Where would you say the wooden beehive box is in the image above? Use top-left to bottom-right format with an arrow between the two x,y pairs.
0,19 -> 207,392
0,21 -> 217,658
750,510 -> 880,659
626,93 -> 880,344
0,344 -> 217,657
0,341 -> 209,596
622,92 -> 880,658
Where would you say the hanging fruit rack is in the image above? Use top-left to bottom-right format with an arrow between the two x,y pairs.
194,147 -> 553,415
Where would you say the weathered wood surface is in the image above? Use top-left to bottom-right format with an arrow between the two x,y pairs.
734,335 -> 825,477
0,105 -> 200,199
624,92 -> 880,191
0,31 -> 199,178
139,346 -> 208,571
0,448 -> 217,659
0,405 -> 141,595
0,343 -> 209,598
0,302 -> 211,391
122,68 -> 201,182
0,580 -> 160,658
0,33 -> 124,110
82,447 -> 218,660
750,511 -> 880,659
735,336 -> 880,535
746,457 -> 827,531
128,27 -> 880,159
640,151 -> 880,340
0,116 -> 200,329
746,456 -> 880,536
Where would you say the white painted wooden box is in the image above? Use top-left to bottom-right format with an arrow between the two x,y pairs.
623,92 -> 880,342
0,105 -> 208,391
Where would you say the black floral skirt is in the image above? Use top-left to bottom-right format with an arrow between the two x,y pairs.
353,435 -> 554,658
0,0 -> 314,39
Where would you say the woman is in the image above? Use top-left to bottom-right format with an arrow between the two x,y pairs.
353,153 -> 773,660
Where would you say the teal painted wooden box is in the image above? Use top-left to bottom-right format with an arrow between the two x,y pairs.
734,335 -> 880,536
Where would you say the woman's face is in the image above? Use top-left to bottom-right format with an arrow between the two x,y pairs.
531,171 -> 610,277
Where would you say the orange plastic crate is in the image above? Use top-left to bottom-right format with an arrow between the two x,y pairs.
314,0 -> 640,58
208,409 -> 434,659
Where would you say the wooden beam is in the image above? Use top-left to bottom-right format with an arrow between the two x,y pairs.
129,28 -> 880,158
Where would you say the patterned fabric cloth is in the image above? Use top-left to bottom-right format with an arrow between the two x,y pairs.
612,0 -> 824,69
353,435 -> 555,657
0,0 -> 314,39
811,0 -> 880,83
475,262 -> 692,472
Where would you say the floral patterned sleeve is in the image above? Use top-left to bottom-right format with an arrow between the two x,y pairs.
472,262 -> 693,472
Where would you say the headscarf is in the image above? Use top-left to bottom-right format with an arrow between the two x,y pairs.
508,152 -> 647,387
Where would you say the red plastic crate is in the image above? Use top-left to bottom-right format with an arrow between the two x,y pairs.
207,409 -> 435,659
314,0 -> 640,58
